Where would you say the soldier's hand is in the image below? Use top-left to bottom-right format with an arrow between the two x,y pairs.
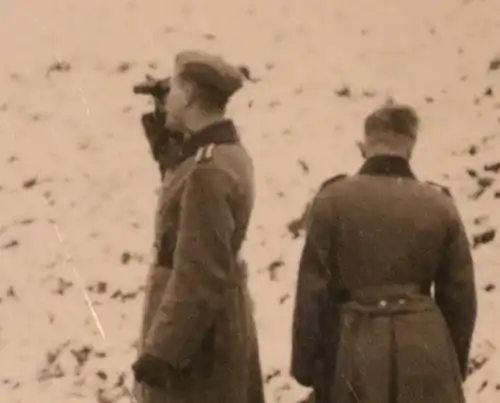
132,353 -> 174,388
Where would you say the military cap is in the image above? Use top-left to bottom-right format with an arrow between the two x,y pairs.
364,102 -> 420,138
174,50 -> 248,98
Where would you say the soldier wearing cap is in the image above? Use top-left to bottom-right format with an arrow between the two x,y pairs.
132,50 -> 265,403
291,103 -> 477,403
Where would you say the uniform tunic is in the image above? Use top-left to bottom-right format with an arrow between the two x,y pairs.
291,155 -> 477,403
135,120 -> 266,403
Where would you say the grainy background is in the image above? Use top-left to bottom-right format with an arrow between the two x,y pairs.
0,0 -> 499,402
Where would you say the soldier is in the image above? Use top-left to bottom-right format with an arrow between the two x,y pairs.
291,103 -> 477,403
132,50 -> 265,403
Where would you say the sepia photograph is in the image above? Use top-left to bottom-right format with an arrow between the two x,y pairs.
0,0 -> 499,402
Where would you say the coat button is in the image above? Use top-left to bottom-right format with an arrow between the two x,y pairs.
378,300 -> 387,307
398,299 -> 406,305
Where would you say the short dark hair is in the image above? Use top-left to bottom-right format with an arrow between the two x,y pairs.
364,104 -> 420,138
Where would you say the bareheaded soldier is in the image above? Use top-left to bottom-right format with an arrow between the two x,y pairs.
291,103 -> 477,403
132,50 -> 265,403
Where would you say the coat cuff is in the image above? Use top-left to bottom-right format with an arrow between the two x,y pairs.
291,356 -> 315,387
141,113 -> 165,158
144,299 -> 219,369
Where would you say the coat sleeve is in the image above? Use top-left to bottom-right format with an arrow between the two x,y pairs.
291,192 -> 334,387
144,165 -> 236,369
434,203 -> 477,380
141,112 -> 181,178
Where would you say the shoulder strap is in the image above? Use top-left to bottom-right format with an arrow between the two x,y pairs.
425,180 -> 452,197
318,174 -> 348,192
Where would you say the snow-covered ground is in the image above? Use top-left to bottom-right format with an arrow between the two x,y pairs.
1,0 -> 499,401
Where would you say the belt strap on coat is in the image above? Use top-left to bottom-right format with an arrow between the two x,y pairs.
337,283 -> 426,304
351,283 -> 424,301
339,283 -> 435,315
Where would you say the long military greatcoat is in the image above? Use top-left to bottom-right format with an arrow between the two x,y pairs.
135,120 -> 265,403
291,156 -> 477,403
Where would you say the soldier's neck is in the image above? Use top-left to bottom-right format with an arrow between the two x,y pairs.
183,110 -> 226,137
364,146 -> 412,160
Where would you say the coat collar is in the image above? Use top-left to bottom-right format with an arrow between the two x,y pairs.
181,119 -> 240,161
358,155 -> 416,179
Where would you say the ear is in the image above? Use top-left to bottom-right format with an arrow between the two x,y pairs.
405,139 -> 417,159
406,147 -> 414,160
356,140 -> 367,159
182,80 -> 197,108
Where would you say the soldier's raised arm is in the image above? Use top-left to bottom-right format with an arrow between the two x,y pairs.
291,186 -> 336,387
135,75 -> 183,179
434,200 -> 477,380
144,163 -> 236,369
